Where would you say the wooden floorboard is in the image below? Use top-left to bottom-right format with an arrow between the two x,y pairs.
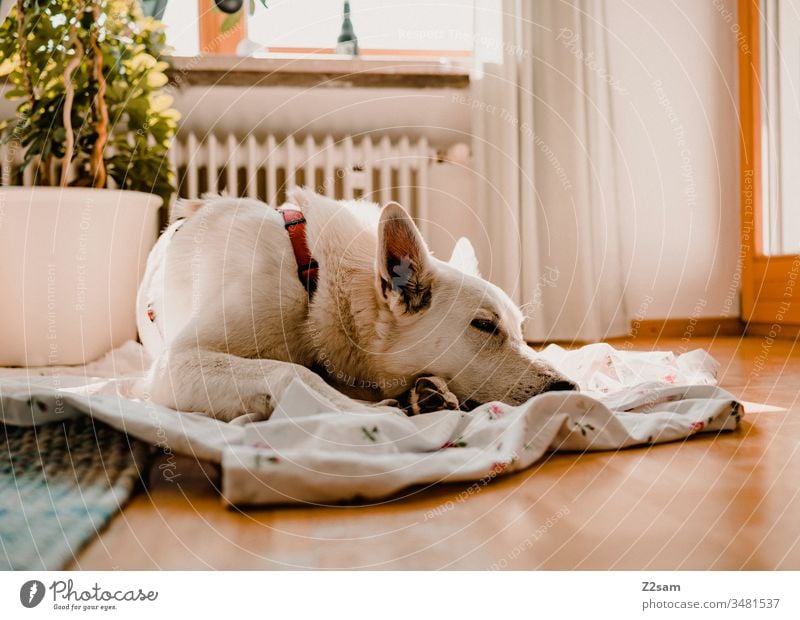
69,336 -> 800,570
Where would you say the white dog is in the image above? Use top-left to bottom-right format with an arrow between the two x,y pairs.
137,188 -> 576,422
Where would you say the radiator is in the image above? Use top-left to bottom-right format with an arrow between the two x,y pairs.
171,132 -> 436,237
1,133 -> 442,238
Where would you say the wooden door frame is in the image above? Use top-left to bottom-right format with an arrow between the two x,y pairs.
739,0 -> 800,328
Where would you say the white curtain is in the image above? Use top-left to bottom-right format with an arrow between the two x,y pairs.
472,0 -> 629,341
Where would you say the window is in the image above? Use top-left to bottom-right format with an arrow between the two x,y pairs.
161,0 -> 474,59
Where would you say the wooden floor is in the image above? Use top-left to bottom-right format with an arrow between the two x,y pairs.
69,336 -> 800,570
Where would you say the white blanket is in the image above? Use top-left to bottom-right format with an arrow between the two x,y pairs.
0,342 -> 744,505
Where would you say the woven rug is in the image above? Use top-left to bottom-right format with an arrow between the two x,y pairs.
0,416 -> 149,570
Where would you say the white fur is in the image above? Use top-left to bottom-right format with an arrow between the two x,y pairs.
137,189 -> 575,421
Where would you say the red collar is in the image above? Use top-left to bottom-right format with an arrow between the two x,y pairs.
278,207 -> 319,298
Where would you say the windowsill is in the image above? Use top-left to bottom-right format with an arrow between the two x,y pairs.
166,54 -> 471,89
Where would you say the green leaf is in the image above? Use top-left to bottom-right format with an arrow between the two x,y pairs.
220,10 -> 242,33
3,87 -> 27,99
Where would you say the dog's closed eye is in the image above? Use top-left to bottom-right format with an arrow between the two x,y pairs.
470,318 -> 499,335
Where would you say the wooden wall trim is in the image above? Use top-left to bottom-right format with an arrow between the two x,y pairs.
627,317 -> 744,340
528,317 -> 744,346
745,322 -> 800,339
738,0 -> 761,321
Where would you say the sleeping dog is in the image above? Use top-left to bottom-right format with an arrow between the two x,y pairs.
137,188 -> 576,422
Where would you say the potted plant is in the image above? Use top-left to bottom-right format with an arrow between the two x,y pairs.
0,0 -> 179,366
210,0 -> 270,56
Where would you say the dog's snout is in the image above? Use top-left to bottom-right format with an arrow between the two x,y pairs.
545,379 -> 579,393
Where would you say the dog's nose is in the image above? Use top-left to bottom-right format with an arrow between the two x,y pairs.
545,379 -> 579,392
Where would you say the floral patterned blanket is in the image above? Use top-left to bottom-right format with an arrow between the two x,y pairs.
0,342 -> 745,506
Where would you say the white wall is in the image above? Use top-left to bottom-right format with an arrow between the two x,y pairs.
606,0 -> 741,321
162,0 -> 474,56
170,85 -> 470,146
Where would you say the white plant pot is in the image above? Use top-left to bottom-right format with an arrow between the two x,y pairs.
0,187 -> 162,366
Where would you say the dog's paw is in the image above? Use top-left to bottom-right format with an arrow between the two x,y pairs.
228,393 -> 274,425
404,376 -> 460,416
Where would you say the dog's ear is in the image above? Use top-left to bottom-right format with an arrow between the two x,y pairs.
377,202 -> 433,314
448,237 -> 481,278
169,198 -> 206,224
